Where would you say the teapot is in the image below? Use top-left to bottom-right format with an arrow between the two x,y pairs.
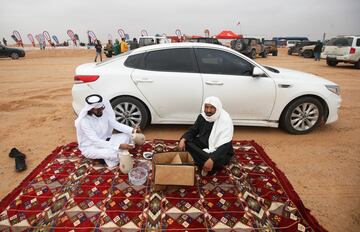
119,150 -> 133,174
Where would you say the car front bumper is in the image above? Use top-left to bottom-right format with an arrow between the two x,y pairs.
325,93 -> 341,124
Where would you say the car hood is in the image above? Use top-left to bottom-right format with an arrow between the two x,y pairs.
271,67 -> 337,85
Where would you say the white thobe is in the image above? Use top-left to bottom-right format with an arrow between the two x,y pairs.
77,114 -> 133,168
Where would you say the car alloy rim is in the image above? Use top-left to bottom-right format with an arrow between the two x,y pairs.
290,103 -> 319,131
114,102 -> 142,126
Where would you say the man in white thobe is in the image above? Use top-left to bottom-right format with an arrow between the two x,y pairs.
75,94 -> 139,168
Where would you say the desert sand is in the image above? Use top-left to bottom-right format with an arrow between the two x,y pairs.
0,47 -> 359,231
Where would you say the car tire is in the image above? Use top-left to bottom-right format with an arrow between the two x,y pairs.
287,50 -> 292,55
10,52 -> 19,60
111,96 -> 150,129
272,51 -> 278,56
235,41 -> 243,50
261,50 -> 268,58
326,60 -> 338,67
354,60 -> 360,69
303,50 -> 313,58
250,49 -> 256,59
280,97 -> 324,135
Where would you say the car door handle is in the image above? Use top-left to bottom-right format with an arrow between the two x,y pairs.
133,78 -> 153,84
278,84 -> 292,88
205,81 -> 223,86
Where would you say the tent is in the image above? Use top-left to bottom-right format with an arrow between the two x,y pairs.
215,30 -> 242,39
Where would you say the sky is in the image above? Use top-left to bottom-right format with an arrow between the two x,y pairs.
1,0 -> 359,44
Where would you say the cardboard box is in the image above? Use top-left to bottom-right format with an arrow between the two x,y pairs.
152,152 -> 195,186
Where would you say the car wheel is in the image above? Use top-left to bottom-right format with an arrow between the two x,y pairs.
10,52 -> 19,60
280,97 -> 324,134
354,60 -> 360,69
326,60 -> 338,67
303,50 -> 313,58
235,41 -> 243,50
261,50 -> 268,58
272,51 -> 278,56
287,50 -> 292,55
250,49 -> 256,59
111,96 -> 150,129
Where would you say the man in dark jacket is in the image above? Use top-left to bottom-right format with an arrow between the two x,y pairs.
178,96 -> 234,176
314,40 -> 323,61
94,40 -> 102,62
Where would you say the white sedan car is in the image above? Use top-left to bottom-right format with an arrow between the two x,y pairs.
72,43 -> 341,134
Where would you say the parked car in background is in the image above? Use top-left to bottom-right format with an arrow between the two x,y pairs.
230,38 -> 267,59
263,40 -> 278,56
300,44 -> 316,58
0,44 -> 25,59
138,36 -> 170,47
273,37 -> 309,47
189,37 -> 222,45
72,43 -> 341,134
288,41 -> 317,55
321,36 -> 360,68
286,40 -> 300,48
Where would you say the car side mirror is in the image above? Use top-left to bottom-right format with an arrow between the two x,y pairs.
252,67 -> 266,77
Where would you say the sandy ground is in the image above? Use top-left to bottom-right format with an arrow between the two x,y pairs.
0,47 -> 359,231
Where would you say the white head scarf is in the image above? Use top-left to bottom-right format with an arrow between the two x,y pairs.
201,96 -> 234,153
74,94 -> 115,142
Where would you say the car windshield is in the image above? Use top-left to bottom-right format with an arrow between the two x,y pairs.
240,39 -> 250,44
263,41 -> 274,46
326,37 -> 353,46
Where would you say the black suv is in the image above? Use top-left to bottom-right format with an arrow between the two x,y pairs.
287,41 -> 317,55
230,38 -> 267,59
189,37 -> 222,45
0,45 -> 25,59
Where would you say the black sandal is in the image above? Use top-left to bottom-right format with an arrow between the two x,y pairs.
15,156 -> 27,172
9,147 -> 26,159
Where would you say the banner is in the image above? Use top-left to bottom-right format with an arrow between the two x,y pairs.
27,33 -> 35,47
40,34 -> 45,43
67,29 -> 77,46
13,30 -> 23,47
175,29 -> 182,39
141,29 -> 148,36
204,29 -> 210,37
118,29 -> 125,38
11,35 -> 18,42
35,34 -> 41,43
87,30 -> 97,43
52,35 -> 59,45
43,31 -> 53,46
36,34 -> 45,49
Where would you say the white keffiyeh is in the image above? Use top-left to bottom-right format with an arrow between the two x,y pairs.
201,96 -> 233,153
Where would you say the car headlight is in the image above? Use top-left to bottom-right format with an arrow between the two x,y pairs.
326,85 -> 340,95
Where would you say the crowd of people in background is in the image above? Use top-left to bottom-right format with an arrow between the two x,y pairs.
95,37 -> 139,62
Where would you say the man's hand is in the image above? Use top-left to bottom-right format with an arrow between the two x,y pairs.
178,138 -> 186,151
203,158 -> 214,172
119,144 -> 135,150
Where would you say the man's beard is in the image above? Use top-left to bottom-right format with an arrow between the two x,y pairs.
94,112 -> 103,117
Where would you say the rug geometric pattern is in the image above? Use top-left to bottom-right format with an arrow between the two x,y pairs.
0,139 -> 327,231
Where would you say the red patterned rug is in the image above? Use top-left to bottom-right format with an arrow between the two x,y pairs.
0,140 -> 327,231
